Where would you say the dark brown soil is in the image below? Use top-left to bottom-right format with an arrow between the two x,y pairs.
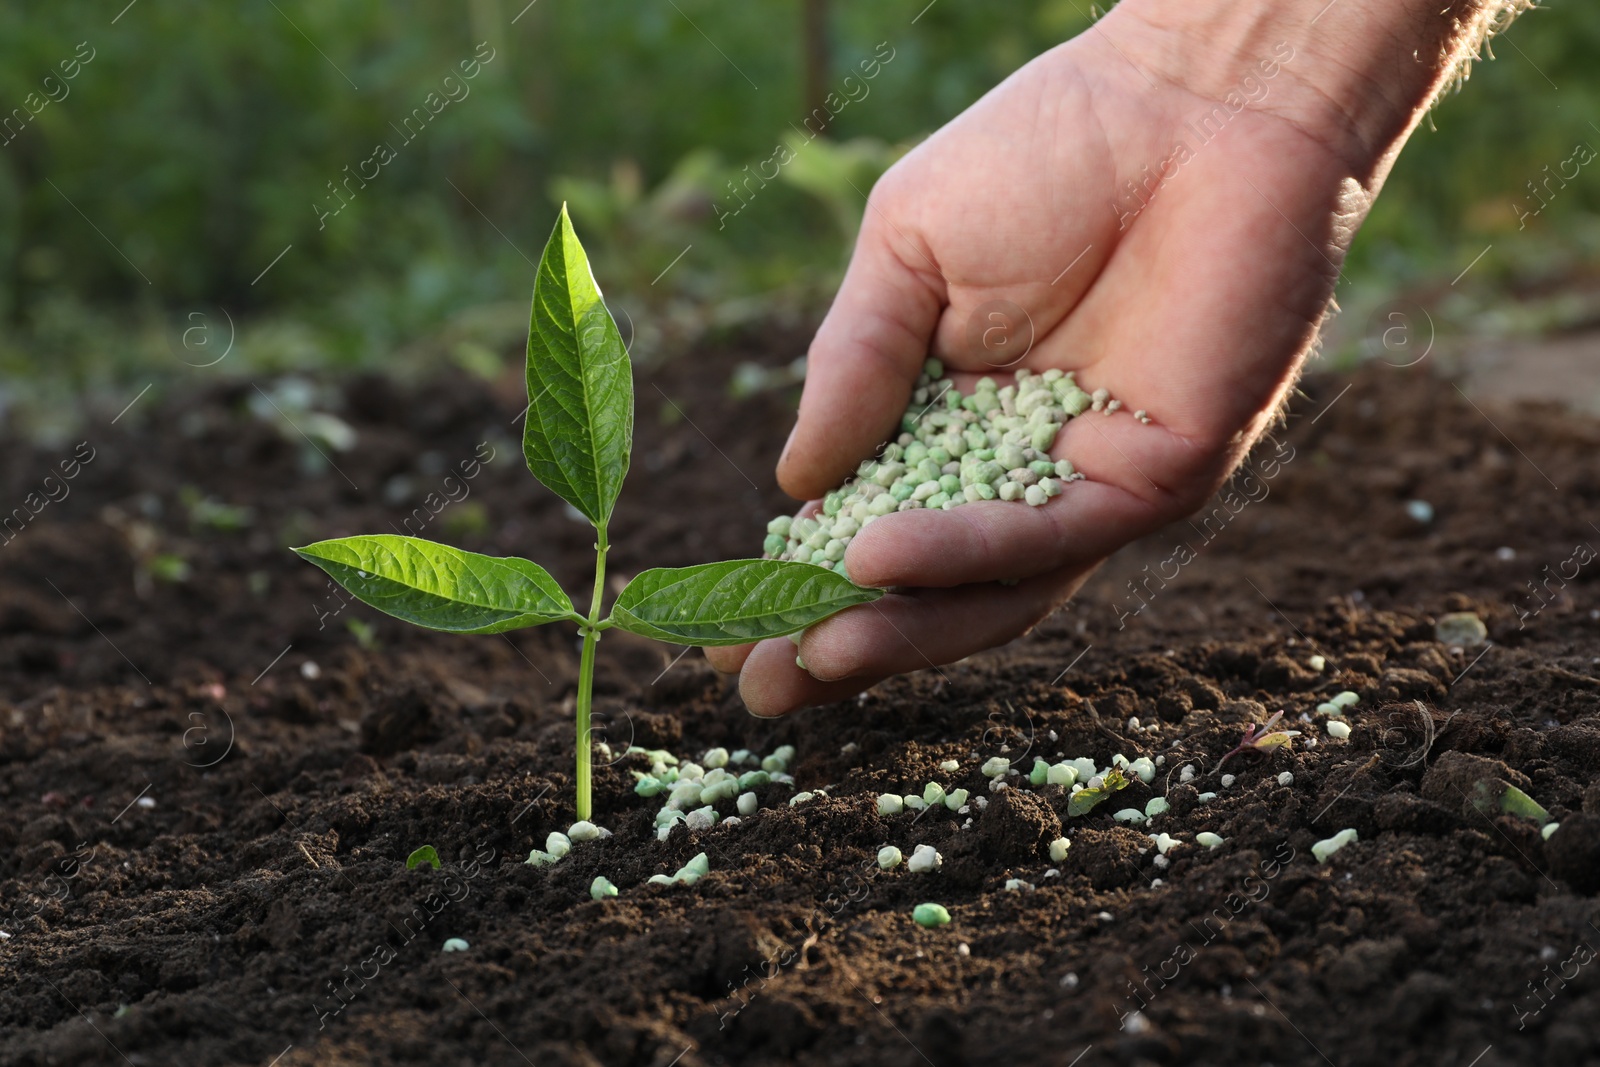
2,332 -> 1599,1067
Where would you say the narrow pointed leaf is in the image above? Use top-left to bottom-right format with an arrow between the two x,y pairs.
609,560 -> 882,646
522,205 -> 633,524
293,535 -> 574,634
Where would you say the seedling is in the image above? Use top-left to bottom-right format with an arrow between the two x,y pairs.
1067,767 -> 1129,816
405,845 -> 441,870
1211,711 -> 1301,774
293,208 -> 881,820
1470,780 -> 1552,825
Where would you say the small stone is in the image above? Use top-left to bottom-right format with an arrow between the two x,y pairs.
737,792 -> 758,816
1326,720 -> 1351,740
442,938 -> 470,952
912,903 -> 951,928
878,845 -> 903,869
1049,837 -> 1070,862
1196,832 -> 1225,849
1277,772 -> 1295,787
567,821 -> 602,842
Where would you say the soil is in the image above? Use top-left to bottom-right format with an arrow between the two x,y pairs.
2,331 -> 1599,1067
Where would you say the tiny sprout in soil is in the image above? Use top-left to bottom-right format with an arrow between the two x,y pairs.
404,845 -> 441,870
1210,710 -> 1301,774
292,207 -> 882,820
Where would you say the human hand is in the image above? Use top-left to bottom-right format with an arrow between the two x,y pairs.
708,0 -> 1519,715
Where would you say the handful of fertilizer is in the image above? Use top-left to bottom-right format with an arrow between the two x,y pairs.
763,360 -> 1122,580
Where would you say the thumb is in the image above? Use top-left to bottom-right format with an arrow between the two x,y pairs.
777,212 -> 946,500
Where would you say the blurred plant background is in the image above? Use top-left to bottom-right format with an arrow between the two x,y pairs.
2,0 -> 1597,439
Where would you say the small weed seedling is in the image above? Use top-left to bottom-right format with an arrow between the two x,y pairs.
294,208 -> 880,820
405,845 -> 441,870
1210,710 -> 1301,775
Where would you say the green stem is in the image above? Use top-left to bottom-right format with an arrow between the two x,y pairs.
574,524 -> 609,822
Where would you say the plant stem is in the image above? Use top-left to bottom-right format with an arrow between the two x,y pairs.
574,524 -> 609,822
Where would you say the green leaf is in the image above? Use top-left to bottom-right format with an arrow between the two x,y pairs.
1067,768 -> 1130,817
293,535 -> 574,634
609,560 -> 882,646
406,845 -> 441,870
522,205 -> 633,525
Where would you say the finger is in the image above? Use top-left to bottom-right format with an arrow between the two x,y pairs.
798,572 -> 1086,683
703,643 -> 755,674
738,638 -> 885,718
845,476 -> 1168,591
777,195 -> 947,501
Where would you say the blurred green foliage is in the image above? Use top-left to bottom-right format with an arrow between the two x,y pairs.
0,0 -> 1597,433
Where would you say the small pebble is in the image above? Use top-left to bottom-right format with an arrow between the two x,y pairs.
300,661 -> 322,680
136,796 -> 157,810
567,821 -> 602,842
939,759 -> 960,773
957,942 -> 971,957
1049,837 -> 1070,862
1543,822 -> 1561,841
1308,654 -> 1326,672
1220,774 -> 1236,788
912,903 -> 951,928
878,845 -> 903,869
1196,832 -> 1225,850
442,938 -> 469,952
737,792 -> 758,816
1277,772 -> 1294,787
1405,499 -> 1434,524
1326,720 -> 1351,740
1331,691 -> 1360,709
1179,764 -> 1196,784
878,793 -> 905,816
980,757 -> 1010,778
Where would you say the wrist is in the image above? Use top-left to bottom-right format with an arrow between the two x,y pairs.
1109,0 -> 1523,174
